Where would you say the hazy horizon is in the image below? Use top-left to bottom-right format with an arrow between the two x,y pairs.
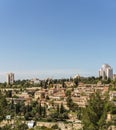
0,68 -> 98,82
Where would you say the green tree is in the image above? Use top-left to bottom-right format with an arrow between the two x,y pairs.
15,102 -> 21,114
82,92 -> 110,130
66,96 -> 73,108
0,91 -> 8,121
42,106 -> 46,117
0,125 -> 11,130
60,103 -> 66,114
38,102 -> 42,116
51,124 -> 59,129
66,96 -> 79,112
74,78 -> 79,86
14,121 -> 28,130
24,112 -> 30,120
65,90 -> 71,97
6,90 -> 12,97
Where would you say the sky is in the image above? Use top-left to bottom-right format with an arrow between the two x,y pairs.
0,0 -> 116,82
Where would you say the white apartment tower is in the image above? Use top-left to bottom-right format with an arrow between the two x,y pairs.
99,64 -> 113,80
7,73 -> 15,85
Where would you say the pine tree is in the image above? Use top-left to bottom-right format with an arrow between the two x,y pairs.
82,92 -> 110,130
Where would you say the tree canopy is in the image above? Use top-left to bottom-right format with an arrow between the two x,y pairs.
82,92 -> 110,130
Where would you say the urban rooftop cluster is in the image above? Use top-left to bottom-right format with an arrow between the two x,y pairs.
0,64 -> 115,130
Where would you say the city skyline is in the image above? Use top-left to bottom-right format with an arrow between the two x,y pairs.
0,0 -> 116,81
0,63 -> 114,82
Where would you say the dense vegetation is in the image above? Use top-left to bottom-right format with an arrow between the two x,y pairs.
82,92 -> 116,130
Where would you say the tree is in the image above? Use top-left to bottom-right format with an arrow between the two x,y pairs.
0,91 -> 8,121
15,102 -> 21,114
51,124 -> 59,129
82,92 -> 110,130
42,106 -> 46,117
65,90 -> 71,97
66,96 -> 79,112
74,78 -> 78,86
66,96 -> 73,108
38,102 -> 42,116
14,121 -> 28,130
0,125 -> 11,130
16,123 -> 28,130
24,112 -> 30,120
6,90 -> 12,98
60,103 -> 66,114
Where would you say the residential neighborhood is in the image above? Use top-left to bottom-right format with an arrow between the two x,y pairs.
0,69 -> 116,130
1,0 -> 116,129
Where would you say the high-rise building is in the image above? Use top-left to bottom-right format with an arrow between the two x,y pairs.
6,73 -> 15,85
99,64 -> 113,80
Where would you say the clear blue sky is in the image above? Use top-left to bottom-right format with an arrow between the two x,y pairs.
0,0 -> 116,81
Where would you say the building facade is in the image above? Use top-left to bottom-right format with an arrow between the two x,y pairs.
99,64 -> 113,80
6,73 -> 15,85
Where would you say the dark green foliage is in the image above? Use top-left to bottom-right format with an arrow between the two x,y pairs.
0,125 -> 11,130
38,103 -> 42,116
111,105 -> 116,114
74,78 -> 79,86
13,122 -> 28,130
77,107 -> 83,120
42,106 -> 46,117
50,104 -> 68,121
65,90 -> 71,97
66,96 -> 79,112
15,102 -> 21,114
6,90 -> 12,97
67,96 -> 73,108
23,102 -> 47,120
51,124 -> 59,129
102,78 -> 112,84
62,81 -> 66,88
60,103 -> 66,114
37,126 -> 53,130
24,112 -> 30,120
15,123 -> 28,130
0,91 -> 7,121
82,92 -> 110,130
79,77 -> 100,84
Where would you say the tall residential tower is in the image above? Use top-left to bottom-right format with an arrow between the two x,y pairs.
6,73 -> 15,85
99,64 -> 113,80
